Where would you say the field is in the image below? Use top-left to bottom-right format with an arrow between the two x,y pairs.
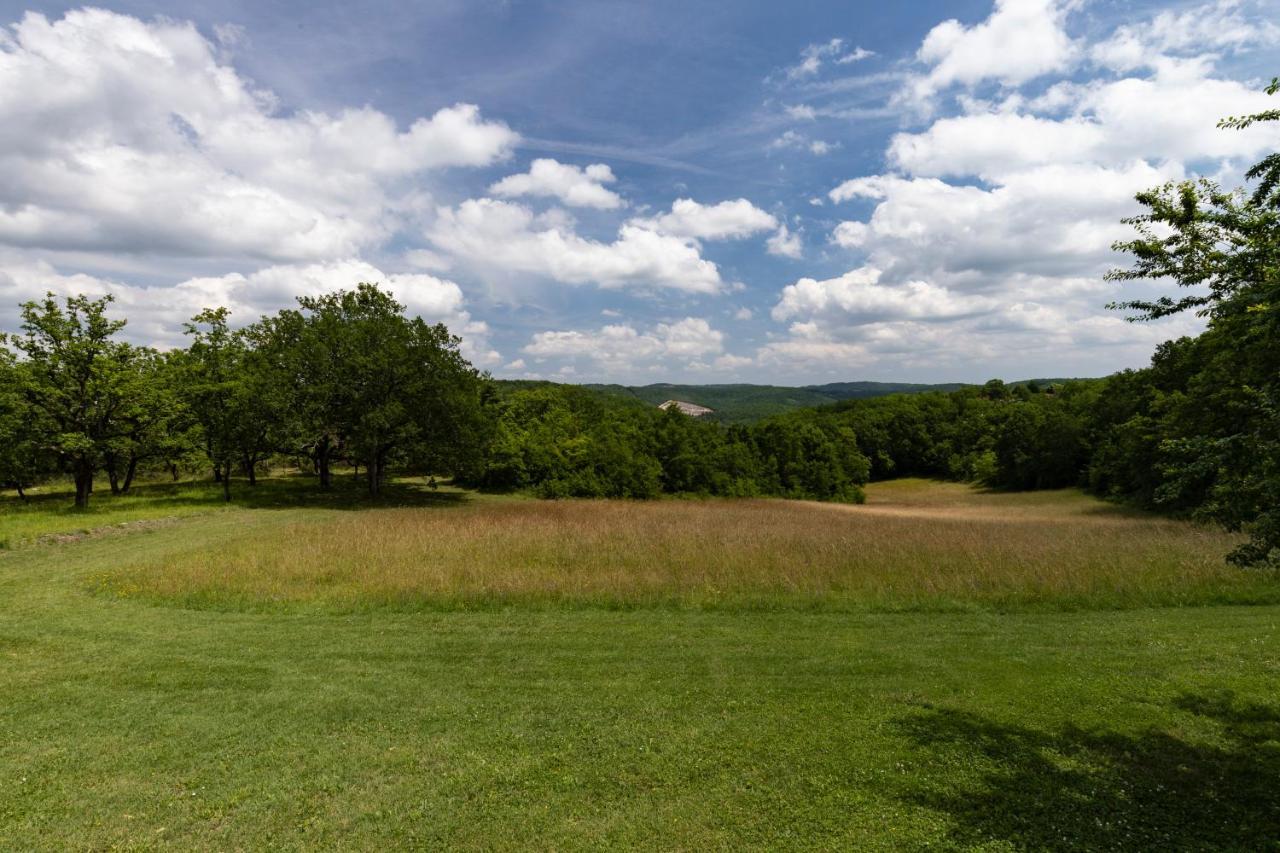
2,478 -> 1278,849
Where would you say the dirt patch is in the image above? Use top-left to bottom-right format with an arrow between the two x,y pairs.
798,500 -> 1146,526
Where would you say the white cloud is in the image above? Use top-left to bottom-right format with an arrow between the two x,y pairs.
828,161 -> 1180,283
1092,0 -> 1279,72
773,267 -> 995,325
766,224 -> 804,259
638,198 -> 778,241
884,73 -> 1277,181
0,256 -> 501,365
758,300 -> 1203,378
904,0 -> 1079,105
768,0 -> 1276,379
781,38 -> 875,80
427,198 -> 725,294
836,47 -> 875,65
768,129 -> 837,156
0,9 -> 516,264
523,317 -> 727,376
489,158 -> 624,209
786,38 -> 844,79
734,307 -> 753,320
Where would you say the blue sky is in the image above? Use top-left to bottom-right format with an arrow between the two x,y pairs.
0,0 -> 1277,383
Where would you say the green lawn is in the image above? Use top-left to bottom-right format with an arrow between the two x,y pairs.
1,481 -> 1278,849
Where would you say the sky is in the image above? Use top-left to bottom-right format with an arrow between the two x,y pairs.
0,0 -> 1277,384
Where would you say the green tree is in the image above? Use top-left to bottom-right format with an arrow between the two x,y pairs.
102,348 -> 190,494
289,284 -> 485,497
1107,76 -> 1280,565
0,350 -> 46,499
182,308 -> 250,501
5,294 -> 142,508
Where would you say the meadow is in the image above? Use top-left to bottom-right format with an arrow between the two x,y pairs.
2,477 -> 1278,849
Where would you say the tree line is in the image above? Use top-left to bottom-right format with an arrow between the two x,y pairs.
0,284 -> 487,506
0,284 -> 874,510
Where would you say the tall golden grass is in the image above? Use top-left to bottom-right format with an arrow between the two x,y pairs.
98,481 -> 1276,612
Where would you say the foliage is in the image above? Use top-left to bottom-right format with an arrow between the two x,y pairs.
471,384 -> 869,502
2,294 -> 148,507
274,284 -> 488,497
1102,76 -> 1280,566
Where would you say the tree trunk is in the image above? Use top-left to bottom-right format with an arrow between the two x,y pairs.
244,455 -> 257,486
367,454 -> 381,498
368,449 -> 389,498
16,484 -> 26,501
74,465 -> 93,509
170,463 -> 180,482
122,453 -> 139,494
318,437 -> 332,490
106,455 -> 121,496
213,464 -> 223,483
222,466 -> 232,502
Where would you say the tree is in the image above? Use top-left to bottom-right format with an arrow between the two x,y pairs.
5,294 -> 142,508
1107,76 -> 1280,566
102,348 -> 190,494
289,284 -> 486,497
181,308 -> 248,502
0,350 -> 46,499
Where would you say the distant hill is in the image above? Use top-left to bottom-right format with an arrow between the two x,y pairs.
802,381 -> 969,400
494,378 -> 1093,423
586,383 -> 837,422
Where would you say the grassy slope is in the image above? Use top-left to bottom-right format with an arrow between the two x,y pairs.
2,480 -> 1278,849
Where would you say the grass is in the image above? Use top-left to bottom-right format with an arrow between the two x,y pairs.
90,480 -> 1270,613
2,477 -> 1279,848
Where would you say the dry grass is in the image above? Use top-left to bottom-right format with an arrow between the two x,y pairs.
95,480 -> 1276,612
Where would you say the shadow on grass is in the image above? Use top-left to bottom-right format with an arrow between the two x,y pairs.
894,691 -> 1280,850
3,474 -> 473,516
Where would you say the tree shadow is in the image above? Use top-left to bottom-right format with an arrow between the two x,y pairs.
894,691 -> 1280,850
2,474 -> 473,515
134,476 -> 474,511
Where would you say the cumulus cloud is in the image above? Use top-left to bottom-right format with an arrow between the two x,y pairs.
638,198 -> 778,241
0,256 -> 500,364
522,317 -> 730,377
773,267 -> 995,325
827,161 -> 1182,283
903,0 -> 1079,105
489,158 -> 624,209
427,198 -> 725,294
1092,0 -> 1279,71
425,194 -> 786,298
766,224 -> 804,259
884,75 -> 1276,181
764,0 -> 1276,378
0,8 -> 516,264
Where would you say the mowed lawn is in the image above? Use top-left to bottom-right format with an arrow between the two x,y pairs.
2,479 -> 1278,849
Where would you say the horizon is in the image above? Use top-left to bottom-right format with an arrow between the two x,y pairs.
0,0 -> 1277,384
